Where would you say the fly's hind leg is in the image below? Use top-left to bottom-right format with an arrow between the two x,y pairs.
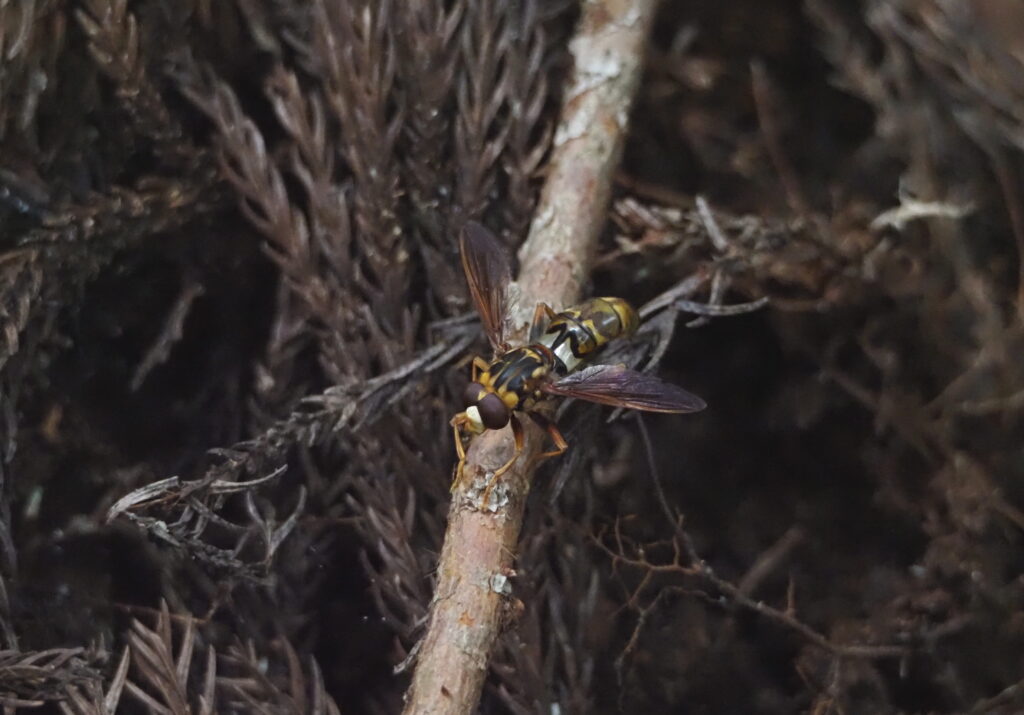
529,303 -> 559,343
527,411 -> 568,460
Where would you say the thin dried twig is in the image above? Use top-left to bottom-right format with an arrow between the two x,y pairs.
130,277 -> 205,391
107,333 -> 471,573
403,2 -> 660,713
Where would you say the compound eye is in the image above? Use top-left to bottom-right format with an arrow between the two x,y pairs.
477,393 -> 510,430
463,382 -> 486,407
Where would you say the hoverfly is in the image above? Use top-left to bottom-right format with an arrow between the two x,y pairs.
451,221 -> 706,483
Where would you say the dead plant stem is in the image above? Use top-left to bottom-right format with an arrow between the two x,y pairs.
401,1 -> 660,712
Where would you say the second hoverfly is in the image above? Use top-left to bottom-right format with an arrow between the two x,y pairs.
451,221 -> 706,482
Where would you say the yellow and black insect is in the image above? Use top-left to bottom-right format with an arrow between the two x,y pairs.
451,221 -> 706,481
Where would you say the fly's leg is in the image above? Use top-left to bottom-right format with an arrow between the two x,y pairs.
527,411 -> 568,459
482,414 -> 524,503
494,414 -> 525,477
456,354 -> 491,379
529,303 -> 559,343
450,413 -> 469,490
453,356 -> 493,489
471,355 -> 489,381
480,412 -> 565,502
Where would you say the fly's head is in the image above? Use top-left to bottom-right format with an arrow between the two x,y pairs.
462,382 -> 511,434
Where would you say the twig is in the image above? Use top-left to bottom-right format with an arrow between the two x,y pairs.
630,415 -> 908,662
971,676 -> 1024,714
131,277 -> 205,391
750,59 -> 810,219
402,2 -> 660,713
988,150 -> 1024,321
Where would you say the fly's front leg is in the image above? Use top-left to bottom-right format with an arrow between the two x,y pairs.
493,413 -> 524,479
451,415 -> 468,462
482,414 -> 525,502
450,413 -> 469,490
529,303 -> 559,343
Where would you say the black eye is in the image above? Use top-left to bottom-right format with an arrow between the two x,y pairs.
478,393 -> 510,430
463,382 -> 486,407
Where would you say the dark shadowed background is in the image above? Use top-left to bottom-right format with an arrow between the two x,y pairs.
0,0 -> 1022,712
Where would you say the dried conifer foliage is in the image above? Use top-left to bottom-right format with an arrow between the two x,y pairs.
0,0 -> 1023,712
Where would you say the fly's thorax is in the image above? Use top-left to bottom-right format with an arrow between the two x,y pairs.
487,346 -> 556,409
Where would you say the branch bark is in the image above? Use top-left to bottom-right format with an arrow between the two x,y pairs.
402,1 -> 660,713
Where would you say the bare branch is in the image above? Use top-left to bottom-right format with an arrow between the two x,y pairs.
403,2 -> 660,713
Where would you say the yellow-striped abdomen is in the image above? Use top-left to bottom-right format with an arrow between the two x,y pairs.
539,297 -> 639,373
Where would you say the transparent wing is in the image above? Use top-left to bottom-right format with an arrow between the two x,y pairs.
543,364 -> 706,413
459,221 -> 511,351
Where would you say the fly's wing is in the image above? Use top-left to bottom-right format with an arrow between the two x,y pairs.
543,364 -> 706,413
460,221 -> 512,352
